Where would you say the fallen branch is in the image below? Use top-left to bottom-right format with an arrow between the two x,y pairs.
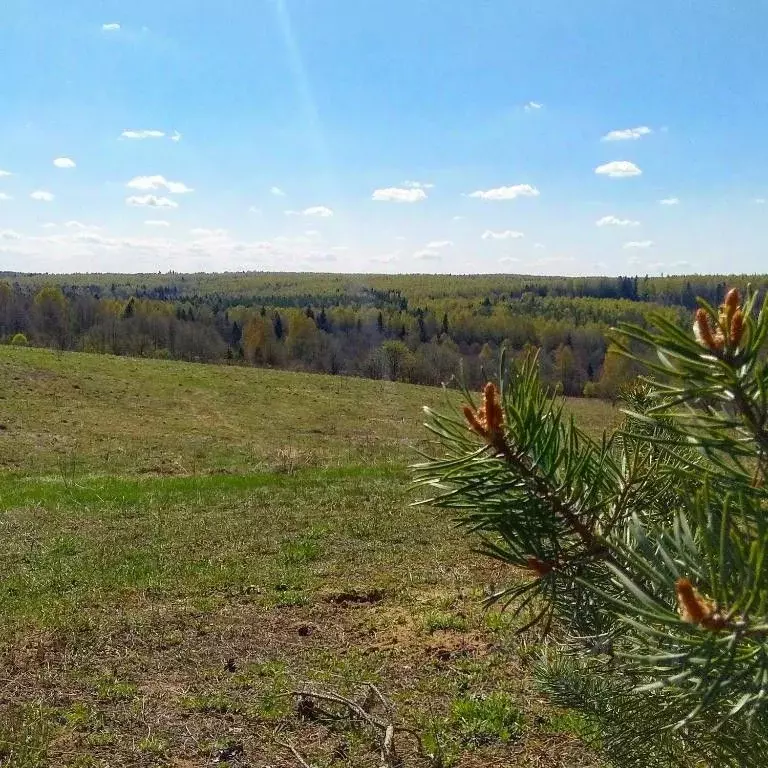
274,738 -> 314,768
290,685 -> 424,767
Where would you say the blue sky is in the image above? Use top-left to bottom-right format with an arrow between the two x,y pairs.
0,0 -> 766,275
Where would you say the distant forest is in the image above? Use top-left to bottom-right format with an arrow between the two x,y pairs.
2,272 -> 766,397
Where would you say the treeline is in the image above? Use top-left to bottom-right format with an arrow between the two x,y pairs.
2,272 -> 765,397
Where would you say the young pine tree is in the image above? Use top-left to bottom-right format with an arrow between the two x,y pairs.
414,288 -> 768,767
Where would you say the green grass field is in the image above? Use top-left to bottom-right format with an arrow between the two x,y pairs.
0,348 -> 617,767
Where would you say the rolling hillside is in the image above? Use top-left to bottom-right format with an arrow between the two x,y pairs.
0,348 -> 616,767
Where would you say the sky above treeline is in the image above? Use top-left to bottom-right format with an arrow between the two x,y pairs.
0,0 -> 766,276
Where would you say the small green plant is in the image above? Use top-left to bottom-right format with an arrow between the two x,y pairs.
450,693 -> 523,746
10,332 -> 28,346
179,693 -> 243,715
280,532 -> 322,564
95,676 -> 137,702
137,735 -> 169,757
423,610 -> 468,633
60,703 -> 97,731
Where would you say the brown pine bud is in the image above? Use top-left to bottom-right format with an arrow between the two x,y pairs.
730,309 -> 745,347
482,382 -> 504,433
525,556 -> 554,577
463,405 -> 487,438
723,288 -> 740,318
675,578 -> 726,631
693,309 -> 723,351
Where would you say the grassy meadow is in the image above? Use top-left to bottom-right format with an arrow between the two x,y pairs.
0,347 -> 617,767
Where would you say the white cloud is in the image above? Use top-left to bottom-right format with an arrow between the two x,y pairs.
372,187 -> 427,203
595,215 -> 640,227
53,157 -> 76,169
413,249 -> 439,260
248,206 -> 262,214
481,229 -> 525,240
126,194 -> 178,208
371,252 -> 400,264
127,175 -> 193,194
402,180 -> 434,189
623,240 -> 655,249
270,186 -> 286,197
452,215 -> 464,221
42,222 -> 57,229
755,198 -> 766,205
659,197 -> 680,205
0,230 -> 21,240
331,245 -> 349,252
0,170 -> 12,177
524,101 -> 543,112
120,129 -> 165,140
426,240 -> 453,249
499,256 -> 520,264
64,221 -> 99,230
0,193 -> 12,201
102,22 -> 120,31
30,190 -> 54,202
301,205 -> 334,217
670,260 -> 690,269
468,184 -> 540,200
145,220 -> 170,227
595,161 -> 642,178
534,243 -> 545,249
601,126 -> 652,142
170,131 -> 182,143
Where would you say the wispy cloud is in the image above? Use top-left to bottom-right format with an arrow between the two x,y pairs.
755,198 -> 766,205
102,22 -> 121,32
499,256 -> 520,265
372,187 -> 427,202
285,206 -> 334,217
53,157 -> 76,169
601,126 -> 652,141
0,193 -> 12,201
596,215 -> 640,227
595,161 -> 642,178
120,129 -> 165,140
270,186 -> 286,197
126,194 -> 178,208
481,229 -> 525,240
145,220 -> 170,227
0,170 -> 13,177
524,101 -> 543,112
127,175 -> 193,194
468,184 -> 540,200
623,240 -> 654,249
64,221 -> 99,230
426,240 -> 453,249
170,131 -> 182,143
30,190 -> 54,202
413,249 -> 440,260
402,180 -> 434,189
0,229 -> 22,240
659,197 -> 680,205
370,252 -> 400,264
